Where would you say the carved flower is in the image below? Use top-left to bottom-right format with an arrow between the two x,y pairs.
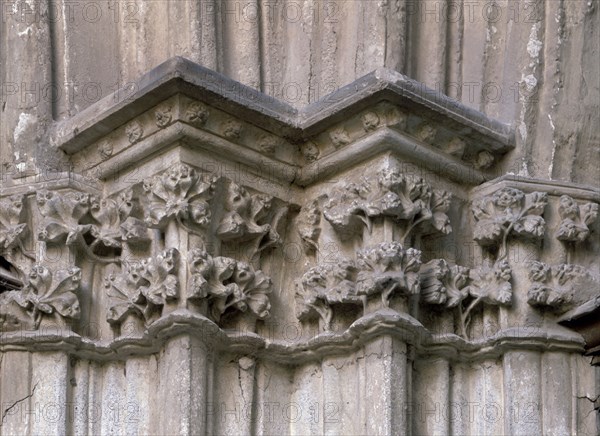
155,106 -> 172,128
385,106 -> 408,130
99,141 -> 113,160
475,150 -> 495,169
222,119 -> 243,139
361,112 -> 381,131
259,135 -> 279,155
444,138 -> 466,158
468,260 -> 512,306
513,215 -> 545,239
329,127 -> 350,148
301,142 -> 320,162
126,121 -> 143,143
186,101 -> 209,127
416,124 -> 437,144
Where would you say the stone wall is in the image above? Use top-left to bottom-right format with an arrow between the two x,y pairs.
0,1 -> 599,435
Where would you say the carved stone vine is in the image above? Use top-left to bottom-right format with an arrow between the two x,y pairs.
0,265 -> 81,330
295,242 -> 421,331
472,188 -> 548,257
555,195 -> 598,243
323,169 -> 451,242
420,259 -> 512,339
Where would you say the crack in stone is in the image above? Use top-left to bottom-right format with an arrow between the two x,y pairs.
1,382 -> 38,425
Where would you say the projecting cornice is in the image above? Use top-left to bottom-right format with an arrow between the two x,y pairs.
49,57 -> 514,187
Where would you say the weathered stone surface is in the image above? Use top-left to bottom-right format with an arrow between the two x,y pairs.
1,4 -> 599,434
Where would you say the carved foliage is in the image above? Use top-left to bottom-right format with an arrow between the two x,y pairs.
295,243 -> 422,330
420,259 -> 512,339
323,169 -> 451,242
468,259 -> 513,306
188,248 -> 272,323
0,265 -> 81,330
526,261 -> 592,309
0,194 -> 28,253
36,190 -> 91,246
105,248 -> 179,325
472,188 -> 548,250
295,260 -> 361,331
355,242 -> 421,306
297,200 -> 321,253
217,181 -> 285,257
555,195 -> 598,243
420,259 -> 470,307
142,163 -> 215,230
90,190 -> 149,251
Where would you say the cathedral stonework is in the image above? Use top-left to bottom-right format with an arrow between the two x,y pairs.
1,3 -> 599,435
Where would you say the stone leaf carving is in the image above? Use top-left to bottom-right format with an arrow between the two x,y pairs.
0,265 -> 81,330
89,189 -> 149,253
420,259 -> 470,307
527,262 -> 599,310
420,259 -> 512,339
217,181 -> 286,259
297,200 -> 321,253
104,262 -> 150,325
155,105 -> 172,128
295,242 -> 421,330
555,195 -> 598,243
0,194 -> 32,260
126,120 -> 143,143
472,188 -> 548,253
185,101 -> 209,127
142,164 -> 215,231
295,260 -> 362,331
188,248 -> 272,323
355,242 -> 421,306
36,190 -> 91,246
323,169 -> 452,242
527,261 -> 574,309
105,248 -> 180,326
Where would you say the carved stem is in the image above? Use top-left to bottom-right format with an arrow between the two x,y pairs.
176,215 -> 206,239
400,215 -> 429,245
460,295 -> 483,337
75,233 -> 120,264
